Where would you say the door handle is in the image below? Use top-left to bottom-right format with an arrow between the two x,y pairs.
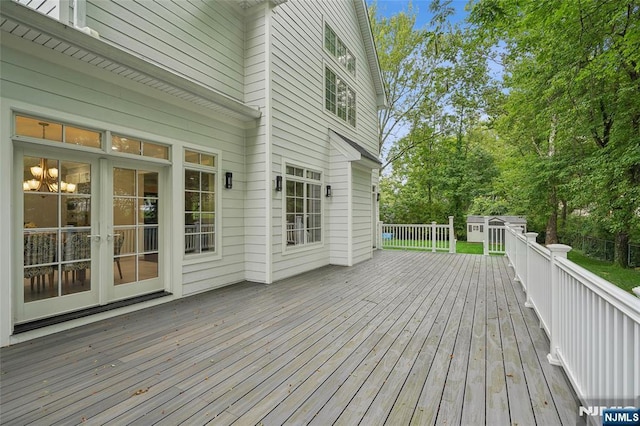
87,235 -> 101,242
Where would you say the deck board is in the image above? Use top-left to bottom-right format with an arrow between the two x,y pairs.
0,251 -> 580,425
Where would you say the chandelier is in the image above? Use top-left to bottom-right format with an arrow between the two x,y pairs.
22,123 -> 76,193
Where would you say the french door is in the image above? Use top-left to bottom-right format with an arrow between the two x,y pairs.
17,149 -> 165,323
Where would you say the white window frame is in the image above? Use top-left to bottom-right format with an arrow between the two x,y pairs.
282,162 -> 324,253
324,65 -> 356,127
182,148 -> 220,260
324,22 -> 356,76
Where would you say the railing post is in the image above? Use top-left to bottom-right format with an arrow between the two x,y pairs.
448,216 -> 454,253
483,216 -> 489,256
512,226 -> 522,281
547,243 -> 572,366
524,232 -> 538,308
431,221 -> 436,252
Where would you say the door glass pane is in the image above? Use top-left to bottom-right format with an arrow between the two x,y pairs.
114,168 -> 159,286
23,157 -> 92,302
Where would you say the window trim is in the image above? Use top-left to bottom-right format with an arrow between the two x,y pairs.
281,161 -> 324,254
182,147 -> 222,262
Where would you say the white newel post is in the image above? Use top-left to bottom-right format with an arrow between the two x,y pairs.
513,226 -> 523,281
483,216 -> 489,256
431,222 -> 436,252
448,216 -> 455,253
524,232 -> 538,307
547,243 -> 572,366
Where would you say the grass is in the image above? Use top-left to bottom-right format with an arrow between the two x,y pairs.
455,241 -> 484,255
568,250 -> 640,294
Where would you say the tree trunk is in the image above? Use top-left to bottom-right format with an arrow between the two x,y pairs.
545,187 -> 559,245
614,232 -> 629,268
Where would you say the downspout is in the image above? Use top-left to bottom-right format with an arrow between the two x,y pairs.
73,0 -> 99,38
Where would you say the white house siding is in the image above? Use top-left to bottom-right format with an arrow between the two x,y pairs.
85,0 -> 245,101
329,146 -> 351,266
0,34 -> 248,342
244,4 -> 269,282
352,165 -> 373,264
269,0 -> 380,279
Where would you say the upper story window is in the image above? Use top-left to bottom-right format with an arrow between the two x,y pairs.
184,149 -> 217,255
325,67 -> 356,127
324,23 -> 356,75
285,165 -> 322,247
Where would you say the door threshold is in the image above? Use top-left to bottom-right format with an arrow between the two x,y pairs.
14,291 -> 171,334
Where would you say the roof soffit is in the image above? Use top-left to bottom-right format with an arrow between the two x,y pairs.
0,1 -> 262,122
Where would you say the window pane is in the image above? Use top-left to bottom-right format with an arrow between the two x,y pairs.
143,142 -> 169,160
201,193 -> 215,211
185,191 -> 199,212
62,196 -> 91,227
140,198 -> 158,224
65,126 -> 101,148
201,172 -> 215,191
185,169 -> 200,190
185,150 -> 199,164
23,157 -> 59,194
114,168 -> 135,196
200,154 -> 215,167
112,135 -> 141,155
16,116 -> 63,142
138,171 -> 158,197
114,198 -> 136,226
24,193 -> 58,228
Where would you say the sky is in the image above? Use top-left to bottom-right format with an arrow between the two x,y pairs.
374,0 -> 470,28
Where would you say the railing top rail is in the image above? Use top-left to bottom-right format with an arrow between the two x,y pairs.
529,241 -> 551,259
556,256 -> 640,322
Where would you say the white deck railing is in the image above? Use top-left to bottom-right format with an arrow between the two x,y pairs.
504,225 -> 640,416
379,216 -> 455,253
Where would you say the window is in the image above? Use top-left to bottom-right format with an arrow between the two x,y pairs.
184,150 -> 217,255
324,23 -> 355,75
285,165 -> 322,247
468,225 -> 472,233
325,67 -> 356,127
112,135 -> 169,160
15,115 -> 101,149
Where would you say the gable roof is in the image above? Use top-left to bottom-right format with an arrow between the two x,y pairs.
467,215 -> 527,224
353,0 -> 387,109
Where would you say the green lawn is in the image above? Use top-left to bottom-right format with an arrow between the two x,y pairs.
568,250 -> 640,294
455,241 -> 484,255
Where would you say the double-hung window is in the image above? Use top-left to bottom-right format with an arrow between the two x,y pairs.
184,150 -> 217,255
285,165 -> 322,247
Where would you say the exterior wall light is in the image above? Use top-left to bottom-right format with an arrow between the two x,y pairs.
275,175 -> 283,192
225,171 -> 233,189
326,185 -> 332,197
377,192 -> 380,201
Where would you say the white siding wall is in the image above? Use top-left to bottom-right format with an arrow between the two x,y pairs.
85,0 -> 245,100
328,147 -> 350,266
0,35 -> 247,301
352,165 -> 373,264
269,0 -> 380,278
244,5 -> 269,282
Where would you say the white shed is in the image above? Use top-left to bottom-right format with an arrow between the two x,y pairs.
466,216 -> 527,243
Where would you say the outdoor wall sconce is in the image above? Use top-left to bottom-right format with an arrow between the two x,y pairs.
225,172 -> 233,189
326,185 -> 332,197
275,175 -> 283,192
377,192 -> 380,201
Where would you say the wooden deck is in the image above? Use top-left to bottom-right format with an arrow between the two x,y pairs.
0,251 -> 581,425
